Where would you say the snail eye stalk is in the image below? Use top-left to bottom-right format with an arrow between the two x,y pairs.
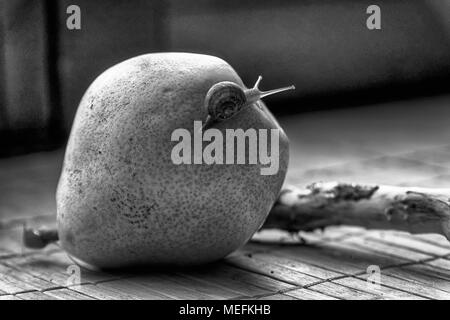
244,75 -> 295,105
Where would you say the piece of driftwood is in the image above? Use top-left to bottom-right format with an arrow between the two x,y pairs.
263,182 -> 450,240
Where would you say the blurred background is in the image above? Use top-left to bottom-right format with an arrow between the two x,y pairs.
1,0 -> 450,156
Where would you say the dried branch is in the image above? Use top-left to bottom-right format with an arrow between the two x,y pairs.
263,182 -> 450,240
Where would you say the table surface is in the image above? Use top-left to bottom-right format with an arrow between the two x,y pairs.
2,94 -> 450,300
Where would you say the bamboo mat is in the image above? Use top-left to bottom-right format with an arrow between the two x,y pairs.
1,95 -> 450,300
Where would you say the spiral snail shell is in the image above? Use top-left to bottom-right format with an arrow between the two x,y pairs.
205,81 -> 247,121
202,75 -> 295,130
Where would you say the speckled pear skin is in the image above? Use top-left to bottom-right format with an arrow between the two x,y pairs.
56,53 -> 289,268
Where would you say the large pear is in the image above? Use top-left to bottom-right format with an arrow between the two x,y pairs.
57,53 -> 289,268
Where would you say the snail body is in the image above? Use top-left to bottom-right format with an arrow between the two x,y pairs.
202,76 -> 295,130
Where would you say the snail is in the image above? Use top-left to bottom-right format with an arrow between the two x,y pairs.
202,75 -> 295,130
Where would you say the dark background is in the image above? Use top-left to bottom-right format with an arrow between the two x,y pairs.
1,0 -> 450,156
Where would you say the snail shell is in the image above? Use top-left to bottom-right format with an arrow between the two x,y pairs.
204,81 -> 247,122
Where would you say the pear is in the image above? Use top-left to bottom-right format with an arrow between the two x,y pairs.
56,53 -> 289,268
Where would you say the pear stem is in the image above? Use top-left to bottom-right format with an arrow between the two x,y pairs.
23,226 -> 59,249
